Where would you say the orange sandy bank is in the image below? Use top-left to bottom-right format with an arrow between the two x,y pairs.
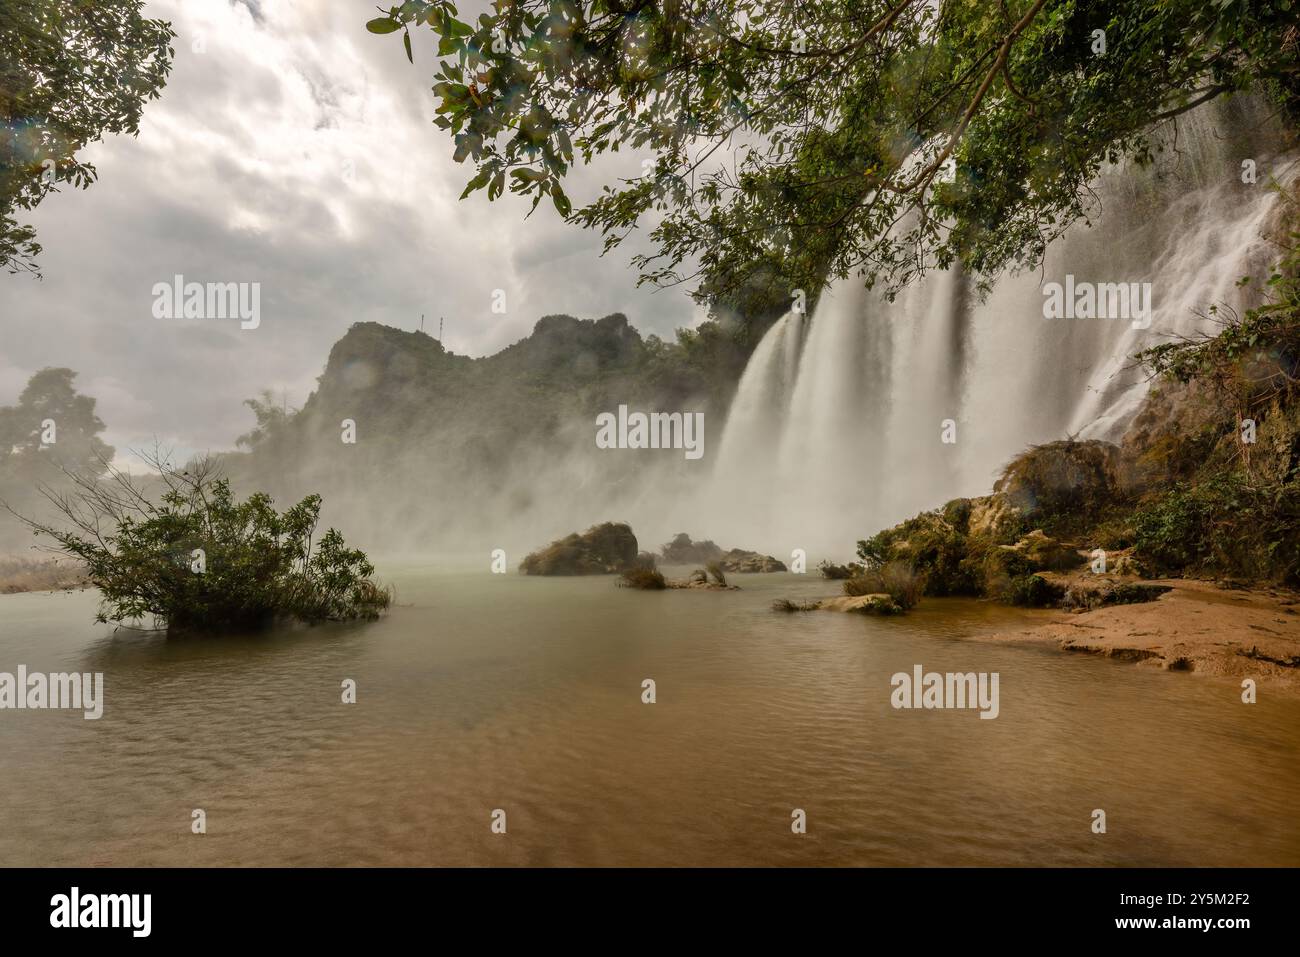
989,576 -> 1300,693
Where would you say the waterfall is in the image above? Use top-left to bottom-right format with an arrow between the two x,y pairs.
708,309 -> 806,541
696,99 -> 1296,557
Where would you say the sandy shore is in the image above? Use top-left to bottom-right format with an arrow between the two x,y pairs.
988,575 -> 1300,693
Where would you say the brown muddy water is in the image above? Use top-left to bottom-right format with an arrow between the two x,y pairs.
1,566 -> 1297,866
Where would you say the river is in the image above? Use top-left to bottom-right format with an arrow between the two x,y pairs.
1,566 -> 1296,866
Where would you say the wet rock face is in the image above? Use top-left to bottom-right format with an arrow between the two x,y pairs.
520,522 -> 639,575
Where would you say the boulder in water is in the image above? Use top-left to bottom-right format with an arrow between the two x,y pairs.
718,549 -> 787,573
660,533 -> 722,564
520,522 -> 639,575
660,534 -> 786,572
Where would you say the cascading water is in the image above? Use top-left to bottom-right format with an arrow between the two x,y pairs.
698,98 -> 1296,557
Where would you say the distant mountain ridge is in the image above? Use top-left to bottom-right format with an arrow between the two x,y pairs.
226,311 -> 760,551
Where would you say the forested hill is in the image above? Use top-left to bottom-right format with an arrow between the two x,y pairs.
223,311 -> 761,549
293,310 -> 750,444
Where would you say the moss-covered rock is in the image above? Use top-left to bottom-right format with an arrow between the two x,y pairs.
659,533 -> 722,564
660,534 -> 785,572
994,439 -> 1139,534
520,522 -> 639,575
1007,529 -> 1082,571
718,549 -> 787,573
967,494 -> 1024,543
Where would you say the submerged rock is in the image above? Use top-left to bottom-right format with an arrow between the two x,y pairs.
666,565 -> 739,589
818,594 -> 904,615
666,577 -> 740,591
774,594 -> 904,614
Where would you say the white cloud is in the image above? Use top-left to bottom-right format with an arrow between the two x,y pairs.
0,0 -> 698,463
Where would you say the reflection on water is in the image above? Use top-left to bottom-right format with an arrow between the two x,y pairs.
1,567 -> 1297,866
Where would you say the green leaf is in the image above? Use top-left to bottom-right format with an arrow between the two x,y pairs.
460,168 -> 490,198
366,18 -> 401,34
404,31 -> 413,63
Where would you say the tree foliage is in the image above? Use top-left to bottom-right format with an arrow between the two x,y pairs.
236,390 -> 299,451
8,453 -> 391,632
367,0 -> 1299,311
0,0 -> 175,276
0,367 -> 113,480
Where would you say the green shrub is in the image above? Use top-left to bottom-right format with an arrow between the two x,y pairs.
1131,482 -> 1214,572
843,560 -> 924,610
857,513 -> 976,595
941,497 -> 973,533
772,597 -> 819,612
13,456 -> 390,632
1003,574 -> 1066,607
817,560 -> 862,580
618,566 -> 667,590
1132,472 -> 1300,582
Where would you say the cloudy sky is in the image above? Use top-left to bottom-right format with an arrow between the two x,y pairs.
0,0 -> 700,465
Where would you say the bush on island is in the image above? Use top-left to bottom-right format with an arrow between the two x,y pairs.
9,455 -> 390,632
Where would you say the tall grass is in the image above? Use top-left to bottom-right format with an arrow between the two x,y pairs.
843,560 -> 924,610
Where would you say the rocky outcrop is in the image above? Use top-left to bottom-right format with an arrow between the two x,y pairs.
718,549 -> 786,573
660,533 -> 723,564
660,534 -> 786,572
857,442 -> 1144,607
994,439 -> 1139,532
520,522 -> 639,575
